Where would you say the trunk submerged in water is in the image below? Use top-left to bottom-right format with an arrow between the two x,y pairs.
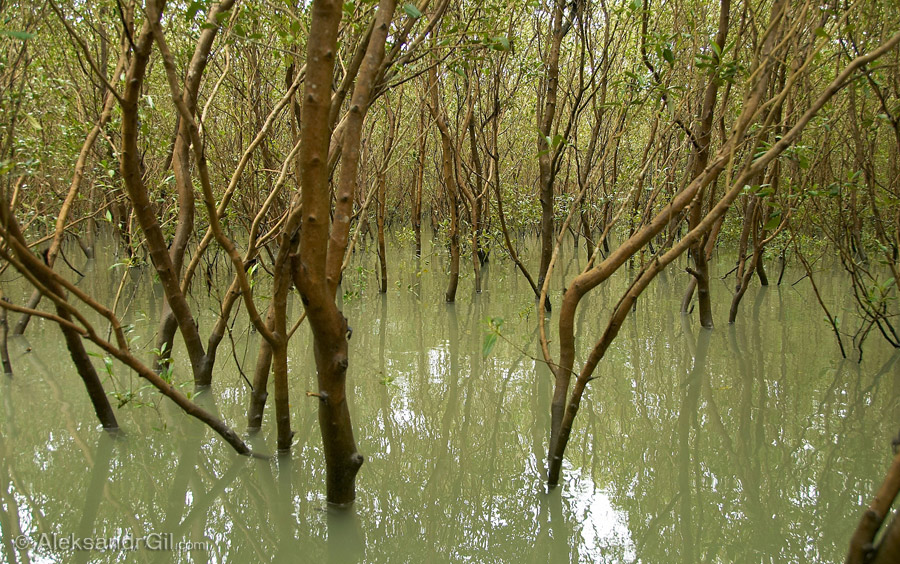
681,0 -> 730,329
427,63 -> 460,303
287,0 -> 401,503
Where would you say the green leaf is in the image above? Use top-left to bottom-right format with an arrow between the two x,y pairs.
25,114 -> 42,130
763,212 -> 781,231
0,30 -> 35,40
403,3 -> 422,19
662,47 -> 674,64
492,35 -> 511,51
186,1 -> 203,21
482,333 -> 497,358
754,184 -> 774,197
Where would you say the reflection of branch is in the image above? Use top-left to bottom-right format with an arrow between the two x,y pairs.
791,236 -> 846,358
487,324 -> 575,381
57,244 -> 84,278
224,302 -> 254,390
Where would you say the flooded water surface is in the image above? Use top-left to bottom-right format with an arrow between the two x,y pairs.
1,235 -> 897,563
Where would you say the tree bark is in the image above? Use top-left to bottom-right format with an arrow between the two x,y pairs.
151,0 -> 235,380
548,0 -> 810,483
0,293 -> 12,375
682,0 -> 731,329
293,0 -> 398,505
536,0 -> 571,306
427,63 -> 460,303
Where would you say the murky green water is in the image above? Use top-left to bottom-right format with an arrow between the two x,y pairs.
1,233 -> 897,563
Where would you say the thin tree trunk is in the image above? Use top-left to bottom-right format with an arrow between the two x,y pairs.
151,0 -> 235,380
467,117 -> 484,293
427,64 -> 460,303
729,196 -> 759,323
536,0 -> 570,299
413,104 -> 426,258
0,293 -> 11,375
682,0 -> 731,329
488,69 -> 541,299
375,101 -> 397,294
377,169 -> 388,293
548,0 -> 801,483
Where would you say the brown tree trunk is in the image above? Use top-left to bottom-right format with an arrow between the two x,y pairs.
246,305 -> 275,432
375,101 -> 397,294
548,0 -> 802,483
729,196 -> 759,323
536,0 -> 570,305
427,64 -> 460,303
756,252 -> 769,285
467,117 -> 484,293
377,168 -> 388,293
292,0 -> 398,504
413,103 -> 427,258
489,78 -> 540,298
151,0 -> 235,381
681,213 -> 724,314
847,449 -> 900,564
682,0 -> 731,329
871,512 -> 900,564
0,293 -> 11,375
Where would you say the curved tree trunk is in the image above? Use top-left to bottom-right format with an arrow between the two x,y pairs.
151,0 -> 235,381
292,0 -> 399,504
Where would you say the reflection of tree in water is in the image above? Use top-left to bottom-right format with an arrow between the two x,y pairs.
564,280 -> 899,563
2,245 -> 898,562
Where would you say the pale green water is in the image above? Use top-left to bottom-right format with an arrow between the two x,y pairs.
0,234 -> 897,563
